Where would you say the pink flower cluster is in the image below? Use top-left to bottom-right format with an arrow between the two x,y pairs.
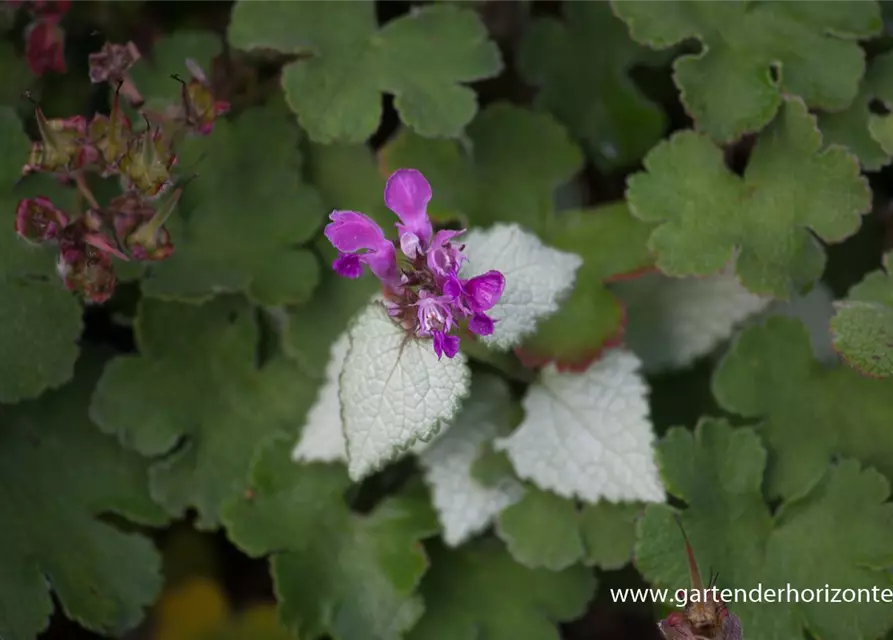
325,169 -> 505,360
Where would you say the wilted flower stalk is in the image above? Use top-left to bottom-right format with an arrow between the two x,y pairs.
659,518 -> 743,640
13,38 -> 229,303
325,169 -> 505,360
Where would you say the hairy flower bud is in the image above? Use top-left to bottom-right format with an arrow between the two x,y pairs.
23,110 -> 91,177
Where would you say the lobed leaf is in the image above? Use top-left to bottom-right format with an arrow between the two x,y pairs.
519,2 -> 666,170
227,1 -> 502,143
90,296 -> 320,528
626,96 -> 870,298
636,418 -> 893,640
222,437 -> 438,640
407,538 -> 595,640
141,98 -> 325,306
379,102 -> 583,233
821,51 -> 893,171
831,252 -> 893,377
612,0 -> 882,142
713,316 -> 893,500
0,352 -> 166,639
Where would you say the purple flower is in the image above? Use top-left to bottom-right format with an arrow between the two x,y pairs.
323,168 -> 506,360
325,210 -> 399,285
384,168 -> 433,258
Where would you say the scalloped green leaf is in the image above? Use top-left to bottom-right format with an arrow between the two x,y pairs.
283,142 -> 387,377
636,418 -> 893,640
1,351 -> 167,640
612,0 -> 882,142
140,99 -> 325,305
495,487 -> 641,571
227,2 -> 502,143
518,203 -> 654,370
221,437 -> 439,640
821,51 -> 893,172
407,538 -> 594,640
626,96 -> 870,299
0,108 -> 83,403
831,252 -> 893,377
379,102 -> 583,233
90,296 -> 319,528
713,316 -> 893,500
518,2 -> 666,170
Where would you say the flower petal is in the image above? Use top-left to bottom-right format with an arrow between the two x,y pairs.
333,253 -> 363,279
468,313 -> 495,336
465,270 -> 505,312
385,169 -> 433,244
324,210 -> 386,253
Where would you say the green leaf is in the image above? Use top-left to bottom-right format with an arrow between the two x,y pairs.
831,252 -> 893,377
0,108 -> 83,402
283,142 -> 389,376
496,487 -> 641,571
0,40 -> 32,108
713,316 -> 893,500
221,437 -> 439,640
128,30 -> 222,113
518,2 -> 666,170
518,203 -> 654,370
227,2 -> 502,143
496,488 -> 584,571
611,0 -> 882,142
636,418 -> 893,640
821,51 -> 893,171
380,102 -> 583,233
626,96 -> 870,298
90,296 -> 320,528
0,351 -> 167,639
140,99 -> 325,305
407,538 -> 595,640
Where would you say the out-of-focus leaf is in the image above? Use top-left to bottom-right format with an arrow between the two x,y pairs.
0,351 -> 166,639
636,418 -> 893,640
141,98 -> 325,306
90,296 -> 320,528
519,2 -> 666,170
379,102 -> 583,233
222,437 -> 438,640
518,203 -> 655,370
406,538 -> 595,640
713,316 -> 893,500
0,107 -> 82,402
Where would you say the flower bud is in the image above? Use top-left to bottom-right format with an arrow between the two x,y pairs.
14,196 -> 68,243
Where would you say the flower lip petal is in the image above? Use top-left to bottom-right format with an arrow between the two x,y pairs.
384,169 -> 433,245
333,253 -> 363,279
468,313 -> 495,336
465,270 -> 505,312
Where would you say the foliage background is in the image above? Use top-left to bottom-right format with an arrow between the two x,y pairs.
6,1 -> 893,639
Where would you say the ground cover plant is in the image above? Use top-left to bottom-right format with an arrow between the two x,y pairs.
5,1 -> 893,639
